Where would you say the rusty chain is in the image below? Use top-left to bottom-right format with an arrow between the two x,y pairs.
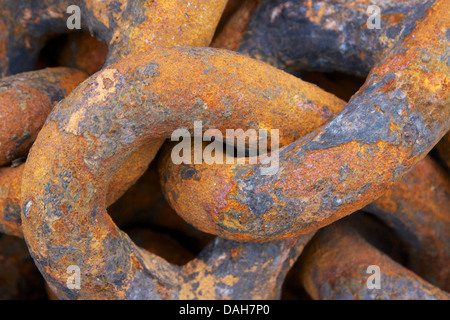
0,0 -> 448,300
159,0 -> 449,241
214,0 -> 437,77
297,214 -> 450,300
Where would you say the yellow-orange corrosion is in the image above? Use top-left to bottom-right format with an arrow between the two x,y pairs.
158,0 -> 450,241
0,68 -> 87,165
298,219 -> 449,300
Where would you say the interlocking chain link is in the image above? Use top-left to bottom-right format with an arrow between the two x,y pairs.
0,0 -> 447,300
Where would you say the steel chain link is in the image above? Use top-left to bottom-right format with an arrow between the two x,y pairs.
0,0 -> 448,300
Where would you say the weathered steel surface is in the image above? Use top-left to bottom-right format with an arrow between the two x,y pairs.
0,0 -> 227,238
0,166 -> 25,237
365,156 -> 450,291
436,132 -> 450,169
215,0 -> 436,77
0,142 -> 158,237
0,67 -> 87,165
0,0 -> 227,76
0,0 -> 69,76
0,0 -> 445,300
158,0 -> 450,240
298,218 -> 449,300
0,68 -> 87,237
0,234 -> 46,299
19,44 -> 343,298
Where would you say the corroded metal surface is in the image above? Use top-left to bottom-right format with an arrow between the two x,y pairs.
0,67 -> 87,165
0,68 -> 153,237
217,0 -> 436,77
298,218 -> 449,300
0,0 -> 227,76
0,67 -> 87,237
158,0 -> 450,241
213,0 -> 245,39
0,142 -> 159,237
365,156 -> 450,291
0,166 -> 25,237
12,1 -> 329,300
19,45 -> 342,298
0,0 -> 445,301
0,0 -> 227,238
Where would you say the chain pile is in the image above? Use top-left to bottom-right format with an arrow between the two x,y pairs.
0,0 -> 448,300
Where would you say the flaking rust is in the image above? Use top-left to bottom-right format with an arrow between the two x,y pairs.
0,0 -> 228,236
10,0 -> 325,300
0,67 -> 87,165
366,157 -> 450,291
0,68 -> 86,237
0,0 -> 227,76
215,0 -> 436,77
0,0 -> 447,301
298,218 -> 449,300
19,46 -> 343,299
159,0 -> 450,241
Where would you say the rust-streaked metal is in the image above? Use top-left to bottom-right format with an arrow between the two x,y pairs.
158,0 -> 450,241
0,68 -> 87,237
216,0 -> 435,77
0,0 -> 227,237
19,44 -> 345,298
8,0 -> 449,300
0,141 -> 158,237
298,219 -> 449,300
0,0 -> 227,76
0,67 -> 87,165
436,132 -> 450,169
365,156 -> 450,291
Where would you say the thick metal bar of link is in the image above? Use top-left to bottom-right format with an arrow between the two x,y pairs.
1,46 -> 345,237
214,0 -> 435,77
0,68 -> 87,236
1,144 -> 157,237
298,219 -> 449,300
19,45 -> 345,298
0,68 -> 87,165
158,0 -> 450,241
365,156 -> 450,291
0,0 -> 227,76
